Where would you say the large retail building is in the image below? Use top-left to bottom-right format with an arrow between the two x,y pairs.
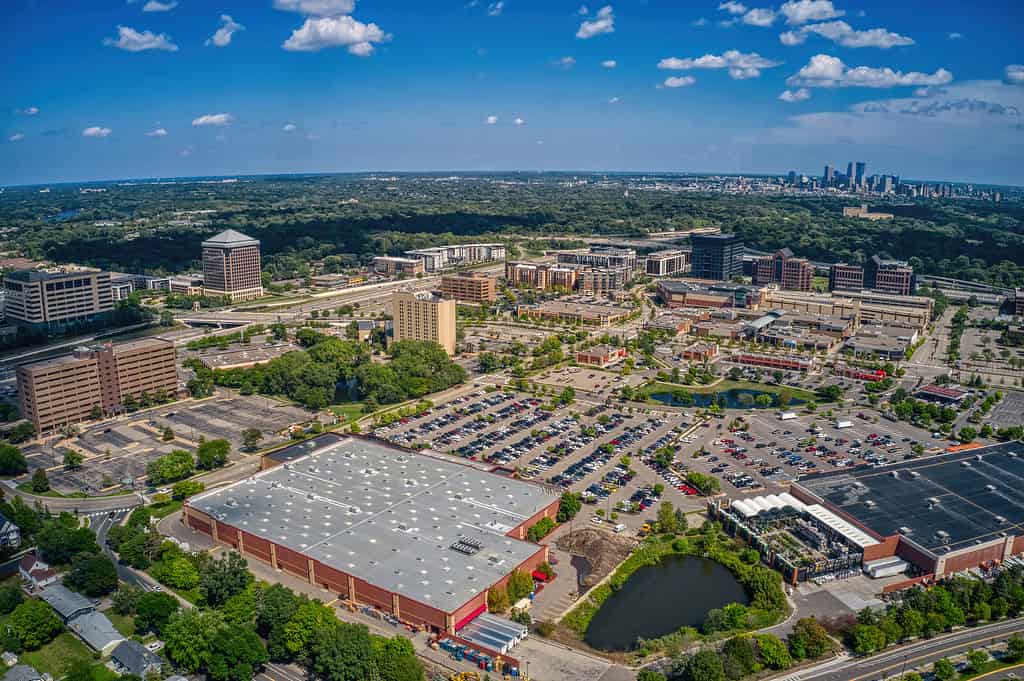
184,434 -> 559,634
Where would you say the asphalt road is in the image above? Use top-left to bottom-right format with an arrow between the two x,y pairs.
4,482 -> 144,514
782,619 -> 1024,681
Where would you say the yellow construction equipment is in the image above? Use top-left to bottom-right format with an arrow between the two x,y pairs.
448,673 -> 480,681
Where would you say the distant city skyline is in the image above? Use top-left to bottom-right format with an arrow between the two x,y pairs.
2,0 -> 1022,186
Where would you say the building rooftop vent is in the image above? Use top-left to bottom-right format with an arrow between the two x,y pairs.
864,500 -> 876,508
961,461 -> 972,468
889,471 -> 899,478
898,526 -> 913,535
909,471 -> 921,478
927,497 -> 940,506
986,484 -> 998,492
995,515 -> 1008,523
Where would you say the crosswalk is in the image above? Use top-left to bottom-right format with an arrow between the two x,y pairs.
81,508 -> 132,519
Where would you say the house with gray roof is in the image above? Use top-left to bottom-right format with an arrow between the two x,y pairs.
38,584 -> 92,623
0,512 -> 20,548
2,666 -> 42,681
111,641 -> 162,678
67,611 -> 123,655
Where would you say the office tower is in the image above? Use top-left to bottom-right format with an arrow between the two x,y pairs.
865,255 -> 916,296
2,267 -> 113,332
787,171 -> 797,185
846,162 -> 854,188
17,338 -> 178,433
690,233 -> 744,281
823,165 -> 834,186
855,162 -> 866,188
391,290 -> 457,356
202,230 -> 263,302
828,263 -> 865,292
752,249 -> 812,291
882,175 -> 894,194
645,250 -> 690,277
440,272 -> 497,304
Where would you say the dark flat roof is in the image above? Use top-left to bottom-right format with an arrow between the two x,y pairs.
795,441 -> 1024,556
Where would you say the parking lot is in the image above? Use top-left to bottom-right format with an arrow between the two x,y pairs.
22,394 -> 317,495
987,389 -> 1024,429
679,407 -> 948,499
532,365 -> 648,399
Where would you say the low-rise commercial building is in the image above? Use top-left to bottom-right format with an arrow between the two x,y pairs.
915,384 -> 969,404
440,272 -> 497,304
681,342 -> 718,362
865,255 -> 916,296
557,246 -> 637,271
17,337 -> 178,433
576,344 -> 628,368
197,343 -> 297,370
753,249 -> 813,292
504,261 -> 578,291
169,275 -> 205,296
372,256 -> 425,277
645,250 -> 690,277
516,299 -> 632,326
1,267 -> 113,331
735,353 -> 812,372
657,280 -> 764,309
843,204 -> 894,220
843,325 -> 918,360
185,434 -> 558,635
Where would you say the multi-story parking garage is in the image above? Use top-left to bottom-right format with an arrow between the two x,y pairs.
791,441 -> 1024,580
184,434 -> 559,634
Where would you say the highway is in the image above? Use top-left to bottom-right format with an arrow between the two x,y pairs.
778,619 -> 1024,681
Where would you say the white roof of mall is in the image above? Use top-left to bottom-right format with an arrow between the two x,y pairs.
188,436 -> 557,613
730,493 -> 878,549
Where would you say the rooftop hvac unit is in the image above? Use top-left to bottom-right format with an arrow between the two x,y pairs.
225,498 -> 237,507
995,515 -> 1008,523
976,454 -> 984,461
898,526 -> 913,535
1009,451 -> 1019,458
890,471 -> 899,478
936,530 -> 950,540
961,461 -> 972,467
927,497 -> 940,506
986,484 -> 998,492
864,500 -> 876,507
909,471 -> 921,478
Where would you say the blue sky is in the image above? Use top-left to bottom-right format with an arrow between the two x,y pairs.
2,0 -> 1023,186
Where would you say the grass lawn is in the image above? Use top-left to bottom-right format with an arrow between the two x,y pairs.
329,402 -> 366,424
148,499 -> 182,519
20,632 -> 96,677
107,611 -> 136,638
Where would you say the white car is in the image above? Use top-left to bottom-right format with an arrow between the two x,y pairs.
590,516 -> 603,525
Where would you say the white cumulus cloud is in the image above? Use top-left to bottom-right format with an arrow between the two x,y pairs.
487,1 -> 504,16
82,126 -> 112,138
206,15 -> 244,47
742,8 -> 776,26
779,0 -> 843,25
16,107 -> 39,115
142,0 -> 177,11
103,25 -> 178,52
8,133 -> 25,142
662,76 -> 696,88
658,50 -> 782,80
601,59 -> 617,68
514,117 -> 525,126
718,1 -> 747,15
283,123 -> 297,131
1005,64 -> 1024,85
778,88 -> 811,102
608,96 -> 621,104
145,127 -> 168,136
192,113 -> 234,126
273,0 -> 356,15
578,5 -> 589,14
553,56 -> 576,69
779,20 -> 914,49
577,5 -> 614,39
948,32 -> 962,40
787,54 -> 953,88
486,115 -> 498,125
282,15 -> 390,56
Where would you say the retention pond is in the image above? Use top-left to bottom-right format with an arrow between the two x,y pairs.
583,555 -> 749,651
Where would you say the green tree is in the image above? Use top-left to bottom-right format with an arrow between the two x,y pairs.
222,585 -> 258,627
307,622 -> 376,681
65,553 -> 118,597
10,599 -> 62,649
164,556 -> 200,590
163,608 -> 223,673
637,671 -> 667,681
371,635 -> 424,681
966,649 -> 988,673
721,635 -> 757,680
242,428 -> 264,451
787,617 -> 832,660
134,592 -> 180,634
30,467 -> 50,493
256,584 -> 303,637
36,518 -> 100,564
933,658 -> 956,681
657,500 -> 678,534
0,584 -> 24,614
756,633 -> 792,670
284,601 -> 336,658
172,479 -> 205,500
487,588 -> 509,613
506,570 -> 534,602
146,449 -> 194,484
197,438 -> 231,470
200,551 -> 251,607
161,426 -> 175,442
847,624 -> 886,655
63,450 -> 84,470
687,649 -> 726,681
1006,635 -> 1024,661
0,444 -> 28,475
206,624 -> 269,681
958,427 -> 978,443
112,586 -> 143,615
556,492 -> 582,522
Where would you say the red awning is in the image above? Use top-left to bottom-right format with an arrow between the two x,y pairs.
455,602 -> 487,631
531,570 -> 549,582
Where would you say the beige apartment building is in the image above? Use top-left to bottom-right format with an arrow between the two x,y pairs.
202,230 -> 263,302
391,291 -> 456,356
372,256 -> 425,277
17,338 -> 178,433
1,267 -> 113,330
440,272 -> 497,304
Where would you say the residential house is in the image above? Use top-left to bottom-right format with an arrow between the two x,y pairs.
67,611 -> 123,655
111,641 -> 162,678
0,512 -> 20,548
18,554 -> 57,591
39,584 -> 92,623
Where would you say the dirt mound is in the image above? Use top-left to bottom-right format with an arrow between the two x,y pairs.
556,527 -> 635,589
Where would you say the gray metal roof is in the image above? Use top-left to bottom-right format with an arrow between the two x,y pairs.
112,640 -> 161,676
39,584 -> 93,620
3,666 -> 42,681
201,229 -> 259,248
67,611 -> 123,652
190,437 -> 556,613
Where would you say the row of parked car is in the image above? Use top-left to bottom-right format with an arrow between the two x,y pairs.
377,392 -> 511,446
452,406 -> 552,458
487,416 -> 579,468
